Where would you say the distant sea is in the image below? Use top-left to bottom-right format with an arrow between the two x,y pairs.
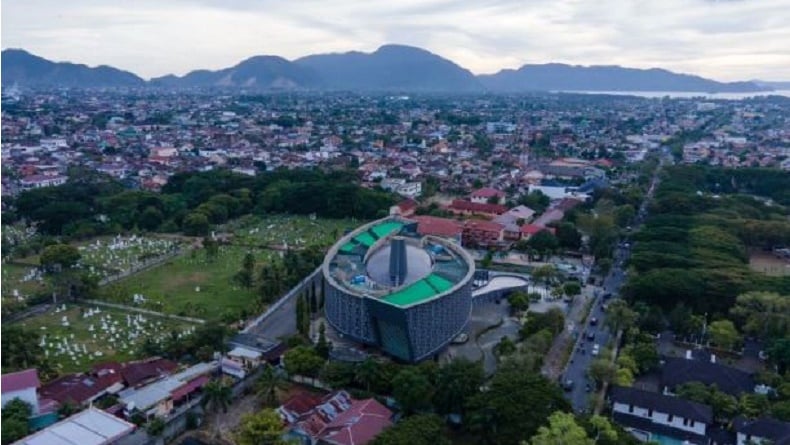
560,90 -> 790,99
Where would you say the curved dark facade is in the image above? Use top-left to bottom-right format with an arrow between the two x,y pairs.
323,217 -> 475,362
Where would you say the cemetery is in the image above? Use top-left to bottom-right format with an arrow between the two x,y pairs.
16,303 -> 197,372
230,214 -> 357,249
75,234 -> 182,280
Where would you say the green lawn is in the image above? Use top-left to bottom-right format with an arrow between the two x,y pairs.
16,303 -> 196,373
99,245 -> 276,321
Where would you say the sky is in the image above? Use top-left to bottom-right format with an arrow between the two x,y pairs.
2,0 -> 789,81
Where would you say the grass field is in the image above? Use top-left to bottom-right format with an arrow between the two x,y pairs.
16,303 -> 196,373
99,245 -> 278,321
749,252 -> 790,276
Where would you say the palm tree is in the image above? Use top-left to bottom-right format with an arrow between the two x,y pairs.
202,380 -> 232,439
256,365 -> 288,407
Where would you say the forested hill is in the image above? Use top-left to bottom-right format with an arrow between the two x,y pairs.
6,168 -> 395,238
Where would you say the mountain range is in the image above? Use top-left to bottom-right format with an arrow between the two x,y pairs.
1,45 -> 778,93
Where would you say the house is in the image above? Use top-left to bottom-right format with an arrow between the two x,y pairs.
38,366 -> 124,408
389,199 -> 417,217
318,398 -> 393,445
119,362 -> 216,419
409,216 -> 463,241
19,175 -> 68,189
610,386 -> 713,445
532,209 -> 565,228
661,357 -> 755,397
470,187 -> 505,204
12,407 -> 136,445
121,358 -> 178,388
493,205 -> 537,241
462,220 -> 505,248
1,369 -> 40,414
447,200 -> 508,218
278,390 -> 392,445
733,417 -> 790,445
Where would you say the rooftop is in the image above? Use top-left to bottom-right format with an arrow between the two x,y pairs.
2,369 -> 40,394
13,407 -> 135,445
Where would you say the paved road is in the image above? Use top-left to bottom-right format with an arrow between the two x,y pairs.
562,153 -> 666,413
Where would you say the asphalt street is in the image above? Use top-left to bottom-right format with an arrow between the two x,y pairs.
562,154 -> 666,413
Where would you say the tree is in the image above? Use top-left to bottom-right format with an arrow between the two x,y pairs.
629,342 -> 659,374
507,291 -> 530,313
40,243 -> 81,272
392,367 -> 434,414
355,358 -> 383,392
202,380 -> 233,438
1,417 -> 29,444
529,411 -> 594,445
203,236 -> 219,261
183,212 -> 210,236
283,346 -> 325,377
234,409 -> 290,445
730,291 -> 789,342
146,417 -> 166,436
139,206 -> 164,231
433,358 -> 484,417
467,364 -> 570,444
315,322 -> 332,359
235,252 -> 255,288
604,300 -> 637,334
257,365 -> 288,407
2,325 -> 45,371
2,398 -> 33,422
588,359 -> 617,386
527,230 -> 559,257
708,320 -> 740,350
588,415 -> 619,444
371,414 -> 450,445
555,222 -> 583,250
563,281 -> 582,298
494,336 -> 517,357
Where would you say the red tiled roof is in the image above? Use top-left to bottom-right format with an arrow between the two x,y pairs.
520,224 -> 545,235
39,373 -> 110,405
410,215 -> 463,237
121,358 -> 178,387
463,220 -> 505,233
471,187 -> 505,198
396,199 -> 417,212
281,393 -> 324,418
554,197 -> 583,212
448,199 -> 508,214
2,369 -> 40,393
319,398 -> 393,445
171,375 -> 209,402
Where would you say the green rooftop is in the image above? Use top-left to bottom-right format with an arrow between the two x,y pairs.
371,221 -> 404,238
354,232 -> 376,247
383,273 -> 455,307
339,242 -> 356,254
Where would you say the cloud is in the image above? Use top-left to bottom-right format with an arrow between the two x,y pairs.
2,0 -> 788,80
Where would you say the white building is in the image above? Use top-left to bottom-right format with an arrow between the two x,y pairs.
14,407 -> 136,445
610,386 -> 713,444
1,369 -> 40,414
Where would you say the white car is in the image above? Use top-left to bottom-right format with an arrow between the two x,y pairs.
592,344 -> 600,356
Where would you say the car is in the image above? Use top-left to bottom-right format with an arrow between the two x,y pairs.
563,379 -> 575,392
590,317 -> 598,326
592,344 -> 600,356
587,331 -> 595,341
602,293 -> 612,300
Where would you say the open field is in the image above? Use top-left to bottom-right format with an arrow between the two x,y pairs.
15,303 -> 197,373
99,245 -> 277,321
749,251 -> 790,276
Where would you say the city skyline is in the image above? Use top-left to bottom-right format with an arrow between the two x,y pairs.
2,0 -> 789,82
